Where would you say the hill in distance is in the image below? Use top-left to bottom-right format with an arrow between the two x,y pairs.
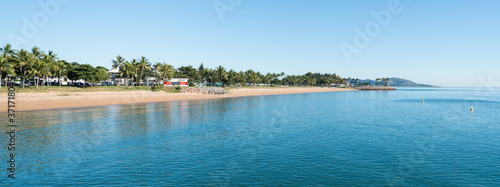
360,77 -> 438,87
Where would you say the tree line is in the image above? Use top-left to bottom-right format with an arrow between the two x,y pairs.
111,55 -> 349,87
1,43 -> 352,89
0,44 -> 110,89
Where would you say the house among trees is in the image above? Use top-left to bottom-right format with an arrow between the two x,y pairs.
0,43 -> 352,89
164,78 -> 189,87
108,67 -> 121,85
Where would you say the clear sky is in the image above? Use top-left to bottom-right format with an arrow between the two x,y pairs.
1,0 -> 499,87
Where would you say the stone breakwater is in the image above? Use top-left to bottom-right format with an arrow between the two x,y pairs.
181,87 -> 230,95
355,87 -> 397,91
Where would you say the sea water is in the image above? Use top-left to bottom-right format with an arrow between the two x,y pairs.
2,88 -> 499,186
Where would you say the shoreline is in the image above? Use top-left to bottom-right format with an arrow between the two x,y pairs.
0,87 -> 355,112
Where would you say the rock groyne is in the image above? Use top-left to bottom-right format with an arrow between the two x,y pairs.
181,87 -> 230,95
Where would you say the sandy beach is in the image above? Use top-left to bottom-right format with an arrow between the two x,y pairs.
0,87 -> 354,112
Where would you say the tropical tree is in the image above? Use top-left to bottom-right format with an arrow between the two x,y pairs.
66,62 -> 80,85
2,44 -> 14,59
38,51 -> 57,87
39,54 -> 53,89
177,65 -> 197,83
111,55 -> 126,86
204,68 -> 214,85
126,59 -> 138,85
216,65 -> 227,86
29,47 -> 44,88
153,62 -> 162,86
94,66 -> 110,83
254,71 -> 262,85
14,49 -> 31,89
245,70 -> 255,85
28,58 -> 45,89
138,56 -> 151,87
264,73 -> 273,86
69,64 -> 95,85
1,44 -> 16,88
53,60 -> 67,86
384,78 -> 390,86
0,56 -> 16,89
198,63 -> 205,82
120,62 -> 135,88
45,50 -> 58,86
112,55 -> 126,69
375,78 -> 381,86
236,71 -> 246,86
161,63 -> 175,83
227,69 -> 237,85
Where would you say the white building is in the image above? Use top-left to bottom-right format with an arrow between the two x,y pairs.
108,68 -> 121,85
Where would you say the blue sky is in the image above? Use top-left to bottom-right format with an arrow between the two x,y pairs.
1,0 -> 499,87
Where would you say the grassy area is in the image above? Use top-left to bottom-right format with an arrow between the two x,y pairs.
0,86 -> 161,93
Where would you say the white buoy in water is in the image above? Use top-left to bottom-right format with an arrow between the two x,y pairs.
470,105 -> 474,112
422,99 -> 424,103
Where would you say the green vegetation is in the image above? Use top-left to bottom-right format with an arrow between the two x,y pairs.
164,87 -> 180,93
170,64 -> 347,87
1,43 -> 351,92
0,86 -> 165,94
1,44 -> 110,90
346,77 -> 436,87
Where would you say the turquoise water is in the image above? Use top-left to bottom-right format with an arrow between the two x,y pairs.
2,88 -> 500,186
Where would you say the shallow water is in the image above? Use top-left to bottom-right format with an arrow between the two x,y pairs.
2,88 -> 500,186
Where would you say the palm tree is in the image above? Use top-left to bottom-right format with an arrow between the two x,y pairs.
138,56 -> 151,87
130,59 -> 140,85
0,56 -> 16,89
264,73 -> 273,86
30,47 -> 43,88
216,65 -> 227,86
111,55 -> 126,86
40,54 -> 54,89
198,63 -> 204,82
120,62 -> 135,88
2,44 -> 14,59
1,44 -> 16,87
228,69 -> 237,85
205,68 -> 214,86
112,55 -> 126,69
27,61 -> 41,89
236,71 -> 246,86
139,56 -> 151,84
14,49 -> 31,89
380,78 -> 388,86
45,50 -> 58,86
162,63 -> 175,84
245,70 -> 255,86
54,60 -> 67,86
255,71 -> 262,84
153,62 -> 162,86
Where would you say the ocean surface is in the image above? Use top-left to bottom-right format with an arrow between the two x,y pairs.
2,87 -> 500,186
